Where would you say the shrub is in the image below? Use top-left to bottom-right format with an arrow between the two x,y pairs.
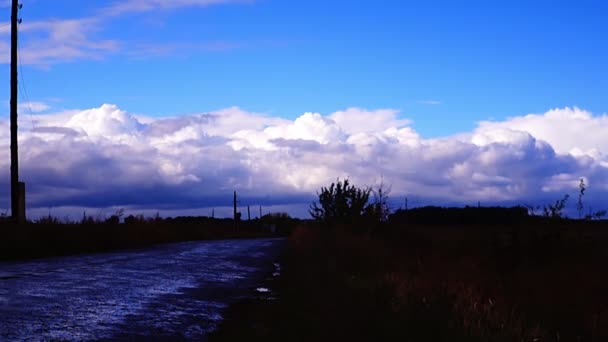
309,178 -> 371,225
309,178 -> 390,229
543,194 -> 569,218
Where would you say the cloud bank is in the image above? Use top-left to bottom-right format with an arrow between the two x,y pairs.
1,105 -> 607,218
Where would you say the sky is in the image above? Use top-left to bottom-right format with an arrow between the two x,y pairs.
0,0 -> 607,219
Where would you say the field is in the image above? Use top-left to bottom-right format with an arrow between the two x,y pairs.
211,219 -> 608,342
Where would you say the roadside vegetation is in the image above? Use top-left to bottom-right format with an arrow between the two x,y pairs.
0,213 -> 297,261
212,178 -> 608,342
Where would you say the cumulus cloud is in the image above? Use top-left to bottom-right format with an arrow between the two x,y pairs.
475,107 -> 608,158
0,104 -> 607,218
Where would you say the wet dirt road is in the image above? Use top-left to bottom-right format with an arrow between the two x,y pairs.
0,238 -> 285,341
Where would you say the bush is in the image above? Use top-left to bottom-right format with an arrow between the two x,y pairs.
309,178 -> 390,229
309,178 -> 370,224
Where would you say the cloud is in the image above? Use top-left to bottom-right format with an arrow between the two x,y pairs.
0,0 -> 256,66
0,18 -> 119,65
418,100 -> 441,105
18,101 -> 50,113
64,104 -> 144,138
101,0 -> 254,16
125,41 -> 247,59
0,104 -> 607,218
475,107 -> 608,157
329,108 -> 411,135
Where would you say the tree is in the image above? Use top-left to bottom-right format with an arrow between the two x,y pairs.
577,178 -> 586,219
366,179 -> 391,223
309,178 -> 371,224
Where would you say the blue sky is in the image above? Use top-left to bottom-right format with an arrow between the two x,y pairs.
3,0 -> 608,136
0,0 -> 607,218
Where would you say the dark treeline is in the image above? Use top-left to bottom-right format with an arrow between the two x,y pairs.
389,205 -> 530,225
0,213 -> 299,261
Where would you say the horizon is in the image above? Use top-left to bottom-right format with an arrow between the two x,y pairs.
1,0 -> 607,219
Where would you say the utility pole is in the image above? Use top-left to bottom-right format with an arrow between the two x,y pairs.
233,191 -> 237,229
247,205 -> 251,221
10,0 -> 22,223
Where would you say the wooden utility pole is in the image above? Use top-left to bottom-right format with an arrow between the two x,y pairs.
247,205 -> 251,221
10,0 -> 21,223
233,191 -> 237,229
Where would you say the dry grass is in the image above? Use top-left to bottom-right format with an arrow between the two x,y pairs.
213,221 -> 608,341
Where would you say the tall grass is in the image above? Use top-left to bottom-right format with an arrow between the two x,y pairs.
252,221 -> 608,341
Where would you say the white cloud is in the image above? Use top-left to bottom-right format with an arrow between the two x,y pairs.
0,18 -> 119,65
18,101 -> 50,113
65,104 -> 144,138
101,0 -> 254,16
265,112 -> 344,144
1,104 -> 607,218
329,108 -> 410,135
475,107 -> 608,157
418,100 -> 441,105
0,1 -> 255,66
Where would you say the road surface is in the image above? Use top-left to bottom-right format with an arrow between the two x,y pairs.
0,238 -> 285,341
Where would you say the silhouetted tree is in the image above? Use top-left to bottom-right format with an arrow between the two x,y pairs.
259,212 -> 296,234
309,178 -> 371,225
367,180 -> 391,223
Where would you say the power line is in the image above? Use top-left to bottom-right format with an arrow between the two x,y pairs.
15,3 -> 37,133
17,43 -> 37,132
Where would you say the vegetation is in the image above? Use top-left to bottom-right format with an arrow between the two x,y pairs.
0,213 -> 297,261
308,178 -> 391,232
577,178 -> 586,219
211,179 -> 608,342
542,194 -> 570,218
212,218 -> 608,342
309,178 -> 372,224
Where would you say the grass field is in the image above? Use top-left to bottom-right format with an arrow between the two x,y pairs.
211,219 -> 608,341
